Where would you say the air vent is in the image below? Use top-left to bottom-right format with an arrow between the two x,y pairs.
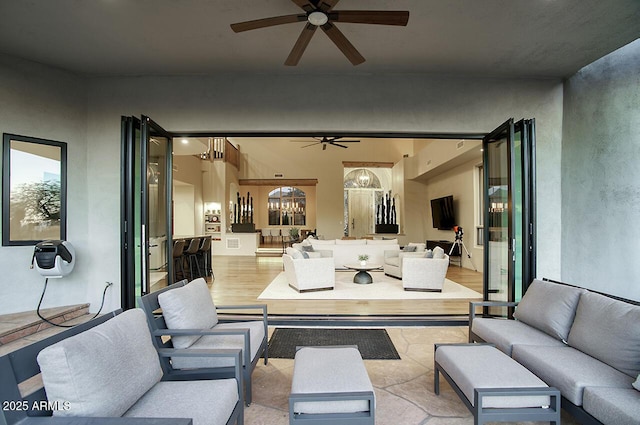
226,238 -> 240,249
457,140 -> 465,150
274,173 -> 284,178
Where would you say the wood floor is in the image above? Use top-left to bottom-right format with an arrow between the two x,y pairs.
208,256 -> 483,318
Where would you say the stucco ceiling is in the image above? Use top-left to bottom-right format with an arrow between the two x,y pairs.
0,0 -> 638,78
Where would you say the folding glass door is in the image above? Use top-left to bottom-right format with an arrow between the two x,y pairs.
121,116 -> 173,309
483,118 -> 536,314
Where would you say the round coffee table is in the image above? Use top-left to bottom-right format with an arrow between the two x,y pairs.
343,263 -> 383,284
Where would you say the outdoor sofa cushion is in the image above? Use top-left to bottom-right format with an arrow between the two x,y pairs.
37,309 -> 163,417
513,279 -> 584,342
158,278 -> 218,348
582,386 -> 640,425
567,291 -> 640,377
471,317 -> 566,356
511,344 -> 634,406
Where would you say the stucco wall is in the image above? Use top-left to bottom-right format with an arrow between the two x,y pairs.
84,73 -> 562,311
0,55 -> 92,314
0,60 -> 564,314
561,39 -> 640,300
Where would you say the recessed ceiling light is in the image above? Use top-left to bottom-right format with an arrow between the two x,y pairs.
181,139 -> 189,144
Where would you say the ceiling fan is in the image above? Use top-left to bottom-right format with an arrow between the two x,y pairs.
292,136 -> 361,150
230,0 -> 409,66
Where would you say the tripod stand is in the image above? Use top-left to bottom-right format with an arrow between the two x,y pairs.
449,226 -> 477,271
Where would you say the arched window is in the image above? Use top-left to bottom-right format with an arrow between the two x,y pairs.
268,187 -> 306,226
343,169 -> 381,189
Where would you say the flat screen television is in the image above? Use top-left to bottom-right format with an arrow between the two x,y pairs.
430,195 -> 455,230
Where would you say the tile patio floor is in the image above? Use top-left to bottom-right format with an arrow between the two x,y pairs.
246,326 -> 580,425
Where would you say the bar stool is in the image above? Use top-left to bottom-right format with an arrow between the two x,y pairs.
172,239 -> 186,282
197,237 -> 212,278
183,238 -> 202,280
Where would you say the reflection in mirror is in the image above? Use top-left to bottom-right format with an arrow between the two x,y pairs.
2,134 -> 67,246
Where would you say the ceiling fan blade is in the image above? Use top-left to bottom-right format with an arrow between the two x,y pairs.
301,142 -> 321,148
285,23 -> 317,66
230,14 -> 306,33
330,11 -> 410,26
316,0 -> 340,12
335,140 -> 360,143
330,142 -> 349,148
291,0 -> 316,13
321,22 -> 365,65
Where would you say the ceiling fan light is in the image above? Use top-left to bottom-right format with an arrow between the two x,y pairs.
308,11 -> 328,26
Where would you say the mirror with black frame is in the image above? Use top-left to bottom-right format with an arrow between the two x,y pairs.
2,134 -> 67,246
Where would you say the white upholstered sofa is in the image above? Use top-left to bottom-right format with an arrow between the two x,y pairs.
305,238 -> 400,270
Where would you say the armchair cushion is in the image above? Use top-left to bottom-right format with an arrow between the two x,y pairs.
124,380 -> 238,425
171,320 -> 266,369
37,309 -> 163,417
158,278 -> 218,349
513,279 -> 584,342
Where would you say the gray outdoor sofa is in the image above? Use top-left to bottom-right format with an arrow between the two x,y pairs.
469,278 -> 640,425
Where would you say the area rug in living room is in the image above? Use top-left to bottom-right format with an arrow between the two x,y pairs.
258,271 -> 482,300
267,328 -> 401,359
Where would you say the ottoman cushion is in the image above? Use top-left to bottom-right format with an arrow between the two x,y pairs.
291,346 -> 374,414
436,345 -> 550,408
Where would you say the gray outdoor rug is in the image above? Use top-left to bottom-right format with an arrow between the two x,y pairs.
267,328 -> 401,359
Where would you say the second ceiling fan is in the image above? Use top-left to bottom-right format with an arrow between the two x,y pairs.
293,136 -> 360,150
230,0 -> 409,66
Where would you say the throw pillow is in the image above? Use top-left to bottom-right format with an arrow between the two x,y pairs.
408,242 -> 426,252
402,245 -> 417,252
634,375 -> 640,391
301,245 -> 315,252
285,247 -> 304,259
513,279 -> 584,342
433,246 -> 445,259
424,249 -> 433,258
158,278 -> 218,349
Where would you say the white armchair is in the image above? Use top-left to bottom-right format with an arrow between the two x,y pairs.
384,250 -> 449,292
383,250 -> 426,278
401,255 -> 449,292
283,253 -> 335,292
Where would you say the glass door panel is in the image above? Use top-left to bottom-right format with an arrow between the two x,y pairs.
121,116 -> 173,309
483,118 -> 536,316
484,119 -> 513,308
120,116 -> 142,309
141,116 -> 172,295
146,126 -> 171,292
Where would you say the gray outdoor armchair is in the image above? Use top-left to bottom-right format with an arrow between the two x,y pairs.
0,308 -> 244,425
139,278 -> 268,405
